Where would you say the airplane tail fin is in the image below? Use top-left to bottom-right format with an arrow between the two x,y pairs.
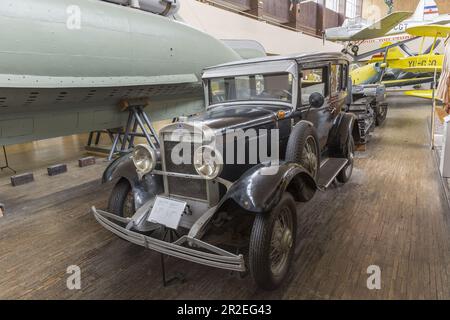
412,0 -> 439,21
369,42 -> 405,63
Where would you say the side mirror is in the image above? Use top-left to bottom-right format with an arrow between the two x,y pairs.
309,92 -> 325,108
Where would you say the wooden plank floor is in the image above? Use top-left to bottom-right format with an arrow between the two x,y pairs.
0,95 -> 449,299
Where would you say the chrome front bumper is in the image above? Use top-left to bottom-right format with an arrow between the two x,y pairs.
91,206 -> 246,272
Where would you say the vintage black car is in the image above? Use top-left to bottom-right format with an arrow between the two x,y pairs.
92,52 -> 359,290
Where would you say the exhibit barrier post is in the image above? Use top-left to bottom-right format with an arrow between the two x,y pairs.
431,66 -> 438,150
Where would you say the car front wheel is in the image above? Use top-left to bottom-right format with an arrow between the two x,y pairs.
248,192 -> 297,290
108,179 -> 136,218
285,122 -> 320,180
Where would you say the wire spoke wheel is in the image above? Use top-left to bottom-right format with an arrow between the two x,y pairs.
301,136 -> 318,178
376,104 -> 388,126
269,207 -> 294,277
344,139 -> 354,177
123,190 -> 135,218
249,193 -> 297,290
379,106 -> 386,118
108,180 -> 136,218
337,135 -> 355,183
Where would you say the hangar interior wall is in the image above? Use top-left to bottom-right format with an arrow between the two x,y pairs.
197,0 -> 363,37
178,0 -> 344,55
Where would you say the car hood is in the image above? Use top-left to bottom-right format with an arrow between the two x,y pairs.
188,104 -> 291,133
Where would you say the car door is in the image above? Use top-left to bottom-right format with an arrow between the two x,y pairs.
329,62 -> 348,118
298,64 -> 338,150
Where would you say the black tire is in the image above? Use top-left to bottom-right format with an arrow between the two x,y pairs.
285,122 -> 320,180
249,193 -> 297,290
375,103 -> 388,126
337,135 -> 355,183
108,179 -> 135,218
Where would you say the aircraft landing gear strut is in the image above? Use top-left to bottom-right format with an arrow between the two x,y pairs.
342,42 -> 362,57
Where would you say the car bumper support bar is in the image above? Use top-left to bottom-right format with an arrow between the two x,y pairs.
91,206 -> 246,272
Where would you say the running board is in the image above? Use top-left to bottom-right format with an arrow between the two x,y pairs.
318,158 -> 349,189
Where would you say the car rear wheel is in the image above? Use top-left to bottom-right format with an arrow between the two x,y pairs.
108,179 -> 135,218
249,192 -> 297,290
337,135 -> 355,183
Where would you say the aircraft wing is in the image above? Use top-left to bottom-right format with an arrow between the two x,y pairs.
382,76 -> 434,87
427,19 -> 450,26
353,37 -> 419,61
407,25 -> 450,37
399,66 -> 441,73
404,89 -> 435,100
348,12 -> 412,41
404,89 -> 445,102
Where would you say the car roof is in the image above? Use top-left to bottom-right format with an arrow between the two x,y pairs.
203,52 -> 349,71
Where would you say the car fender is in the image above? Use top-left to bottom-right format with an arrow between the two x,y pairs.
328,112 -> 357,155
102,153 -> 163,209
102,153 -> 137,185
218,162 -> 317,214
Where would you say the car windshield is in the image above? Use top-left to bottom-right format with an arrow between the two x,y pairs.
208,73 -> 293,105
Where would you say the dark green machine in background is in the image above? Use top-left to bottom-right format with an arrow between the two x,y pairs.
0,0 -> 265,146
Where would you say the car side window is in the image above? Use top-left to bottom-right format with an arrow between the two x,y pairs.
300,67 -> 328,106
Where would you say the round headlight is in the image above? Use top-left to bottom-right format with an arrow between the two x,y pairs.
132,144 -> 157,175
194,145 -> 223,180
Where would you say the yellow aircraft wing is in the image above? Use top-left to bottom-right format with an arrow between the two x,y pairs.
386,53 -> 443,73
404,89 -> 442,101
382,77 -> 434,87
406,25 -> 450,38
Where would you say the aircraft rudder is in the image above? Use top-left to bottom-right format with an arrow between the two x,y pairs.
415,0 -> 440,21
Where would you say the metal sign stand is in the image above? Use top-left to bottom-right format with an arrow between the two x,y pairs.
159,227 -> 186,287
1,146 -> 16,174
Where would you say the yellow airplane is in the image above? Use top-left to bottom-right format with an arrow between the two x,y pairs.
351,25 -> 449,88
368,42 -> 442,73
402,25 -> 450,99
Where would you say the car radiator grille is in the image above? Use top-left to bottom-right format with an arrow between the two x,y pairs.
163,140 -> 208,201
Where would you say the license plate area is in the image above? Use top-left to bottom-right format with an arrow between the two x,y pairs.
147,196 -> 187,230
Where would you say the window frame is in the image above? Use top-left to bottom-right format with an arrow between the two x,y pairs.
330,63 -> 347,93
346,0 -> 359,19
299,65 -> 330,108
326,0 -> 339,12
